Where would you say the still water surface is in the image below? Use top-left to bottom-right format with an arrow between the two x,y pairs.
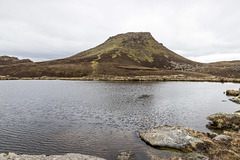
0,80 -> 239,159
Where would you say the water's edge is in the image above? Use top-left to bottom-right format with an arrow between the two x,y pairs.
1,75 -> 240,83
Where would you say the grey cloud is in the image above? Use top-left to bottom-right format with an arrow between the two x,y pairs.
0,0 -> 240,62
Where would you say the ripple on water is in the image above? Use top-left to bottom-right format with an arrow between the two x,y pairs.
0,80 -> 239,159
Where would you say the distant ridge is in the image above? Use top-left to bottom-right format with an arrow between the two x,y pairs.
0,32 -> 240,78
0,56 -> 32,65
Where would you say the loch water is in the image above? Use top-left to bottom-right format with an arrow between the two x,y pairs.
0,80 -> 239,159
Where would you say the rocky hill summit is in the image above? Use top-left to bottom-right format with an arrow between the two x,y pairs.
107,32 -> 158,47
69,32 -> 205,75
109,32 -> 154,42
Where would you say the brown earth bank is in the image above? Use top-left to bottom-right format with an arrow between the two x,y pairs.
2,74 -> 240,84
1,32 -> 240,78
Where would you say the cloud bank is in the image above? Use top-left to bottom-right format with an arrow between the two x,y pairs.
0,0 -> 240,62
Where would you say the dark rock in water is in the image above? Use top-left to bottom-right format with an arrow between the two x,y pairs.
226,89 -> 240,96
226,89 -> 240,104
139,125 -> 202,150
207,112 -> 240,130
137,94 -> 152,100
117,151 -> 135,160
229,97 -> 240,104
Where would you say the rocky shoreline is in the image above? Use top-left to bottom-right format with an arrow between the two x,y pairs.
138,88 -> 240,159
138,87 -> 240,160
1,74 -> 240,83
140,111 -> 240,160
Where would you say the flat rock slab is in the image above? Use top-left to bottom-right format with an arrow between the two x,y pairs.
0,152 -> 106,160
139,125 -> 202,150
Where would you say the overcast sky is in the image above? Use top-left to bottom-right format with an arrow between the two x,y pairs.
1,0 -> 240,63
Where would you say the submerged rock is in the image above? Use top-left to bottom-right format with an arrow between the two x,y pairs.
0,152 -> 106,160
229,96 -> 240,104
207,112 -> 240,130
139,125 -> 202,150
117,151 -> 135,160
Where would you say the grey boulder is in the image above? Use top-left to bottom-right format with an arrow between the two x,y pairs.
212,134 -> 230,141
139,125 -> 202,150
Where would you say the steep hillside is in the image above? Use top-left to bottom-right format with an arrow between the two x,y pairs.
69,32 -> 204,75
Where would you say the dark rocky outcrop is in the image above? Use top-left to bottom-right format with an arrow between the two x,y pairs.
226,89 -> 240,96
207,112 -> 240,131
